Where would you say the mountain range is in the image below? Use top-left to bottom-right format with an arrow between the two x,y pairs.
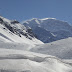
23,18 -> 72,43
0,16 -> 72,72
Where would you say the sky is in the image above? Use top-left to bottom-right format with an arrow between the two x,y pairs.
0,0 -> 72,24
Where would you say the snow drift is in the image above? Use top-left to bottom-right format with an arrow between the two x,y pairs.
0,48 -> 71,72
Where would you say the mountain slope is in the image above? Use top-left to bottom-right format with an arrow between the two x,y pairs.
0,48 -> 71,72
0,16 -> 72,72
32,26 -> 55,43
0,16 -> 43,45
23,18 -> 72,43
30,37 -> 72,59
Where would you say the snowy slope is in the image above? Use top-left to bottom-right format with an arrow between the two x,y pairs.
1,16 -> 72,72
23,18 -> 72,43
0,48 -> 71,72
31,37 -> 72,59
0,16 -> 43,45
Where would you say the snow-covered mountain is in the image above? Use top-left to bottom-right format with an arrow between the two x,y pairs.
0,16 -> 72,72
23,18 -> 72,43
0,16 -> 43,45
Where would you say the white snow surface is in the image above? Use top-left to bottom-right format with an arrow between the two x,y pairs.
0,16 -> 43,45
31,37 -> 72,59
0,24 -> 43,45
1,16 -> 72,72
0,48 -> 71,72
40,18 -> 56,20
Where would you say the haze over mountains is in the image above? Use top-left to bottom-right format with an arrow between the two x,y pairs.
0,16 -> 72,72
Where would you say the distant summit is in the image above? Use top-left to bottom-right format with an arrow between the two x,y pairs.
23,18 -> 72,43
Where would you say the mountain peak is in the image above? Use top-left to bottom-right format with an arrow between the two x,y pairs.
23,18 -> 72,43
